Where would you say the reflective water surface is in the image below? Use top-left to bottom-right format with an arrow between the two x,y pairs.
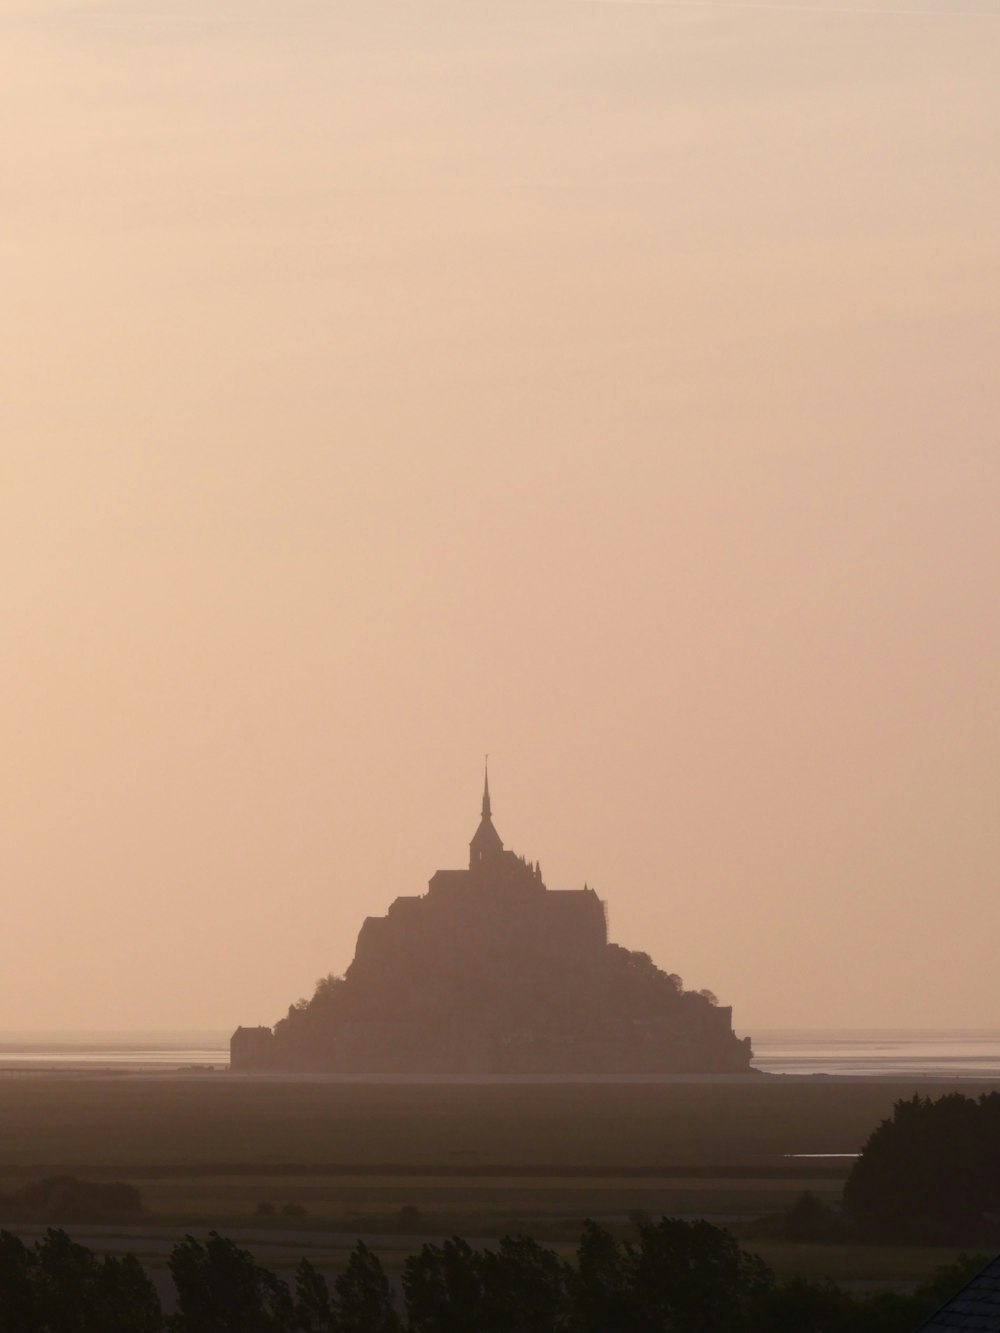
750,1029 -> 1000,1078
1,1029 -> 999,1078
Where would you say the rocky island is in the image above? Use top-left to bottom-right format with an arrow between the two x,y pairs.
231,773 -> 753,1075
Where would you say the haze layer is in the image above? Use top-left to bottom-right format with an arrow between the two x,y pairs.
2,0 -> 998,1029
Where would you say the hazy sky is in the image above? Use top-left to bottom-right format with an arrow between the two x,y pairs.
2,0 -> 998,1033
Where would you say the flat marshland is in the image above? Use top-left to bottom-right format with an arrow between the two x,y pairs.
1,1076 -> 994,1286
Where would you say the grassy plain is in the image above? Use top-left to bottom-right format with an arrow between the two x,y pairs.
3,1075 -> 984,1169
1,1075 -> 993,1286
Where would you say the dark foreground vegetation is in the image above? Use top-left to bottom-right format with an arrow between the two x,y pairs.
0,1220 -> 986,1333
845,1092 -> 1000,1244
759,1092 -> 1000,1250
1,1085 -> 997,1328
0,1176 -> 142,1226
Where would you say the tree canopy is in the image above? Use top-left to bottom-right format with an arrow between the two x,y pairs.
844,1091 -> 1000,1242
0,1219 -> 988,1332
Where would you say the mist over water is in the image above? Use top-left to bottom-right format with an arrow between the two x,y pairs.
0,1033 -> 230,1069
4,1031 -> 1000,1077
750,1029 -> 1000,1078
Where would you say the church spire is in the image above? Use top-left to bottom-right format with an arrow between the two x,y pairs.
470,756 -> 504,869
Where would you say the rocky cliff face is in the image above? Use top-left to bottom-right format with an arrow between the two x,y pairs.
231,786 -> 753,1075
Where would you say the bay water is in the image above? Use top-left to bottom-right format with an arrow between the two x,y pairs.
1,1030 -> 999,1078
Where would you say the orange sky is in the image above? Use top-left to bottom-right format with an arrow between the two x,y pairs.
2,0 -> 998,1033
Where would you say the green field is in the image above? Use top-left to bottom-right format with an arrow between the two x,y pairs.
0,1074 -> 992,1287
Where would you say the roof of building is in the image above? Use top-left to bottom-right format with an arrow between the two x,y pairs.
916,1256 -> 1000,1331
469,763 -> 506,864
470,811 -> 504,852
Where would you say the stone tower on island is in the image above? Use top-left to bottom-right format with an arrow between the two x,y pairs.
231,770 -> 752,1075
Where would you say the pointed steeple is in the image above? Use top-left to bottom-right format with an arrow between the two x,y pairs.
470,757 -> 504,870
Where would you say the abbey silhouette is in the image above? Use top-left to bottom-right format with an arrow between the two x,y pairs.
231,770 -> 752,1074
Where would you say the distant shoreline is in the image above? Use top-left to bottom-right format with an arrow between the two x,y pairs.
3,1067 -> 1000,1085
3,1028 -> 1000,1081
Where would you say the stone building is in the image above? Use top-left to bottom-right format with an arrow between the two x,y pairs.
231,771 -> 752,1075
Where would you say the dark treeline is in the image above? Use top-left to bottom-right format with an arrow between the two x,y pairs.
0,1221 -> 985,1333
754,1092 -> 1000,1249
845,1092 -> 1000,1243
4,1093 -> 997,1331
0,1177 -> 143,1226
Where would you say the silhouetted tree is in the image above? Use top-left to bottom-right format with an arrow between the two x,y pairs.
404,1237 -> 485,1333
754,1275 -> 923,1333
480,1235 -> 573,1332
844,1093 -> 1000,1242
333,1241 -> 400,1333
168,1232 -> 293,1333
626,1217 -> 773,1332
293,1258 -> 337,1333
752,1275 -> 858,1333
572,1220 -> 636,1332
783,1191 -> 847,1242
33,1229 -> 162,1333
0,1176 -> 143,1224
0,1230 -> 41,1333
405,1234 -> 571,1333
0,1217 -> 993,1333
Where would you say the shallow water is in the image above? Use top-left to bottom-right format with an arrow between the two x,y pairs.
1,1028 -> 999,1078
749,1028 -> 1000,1078
0,1032 -> 229,1070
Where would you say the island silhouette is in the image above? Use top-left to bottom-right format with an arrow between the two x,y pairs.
232,769 -> 752,1075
